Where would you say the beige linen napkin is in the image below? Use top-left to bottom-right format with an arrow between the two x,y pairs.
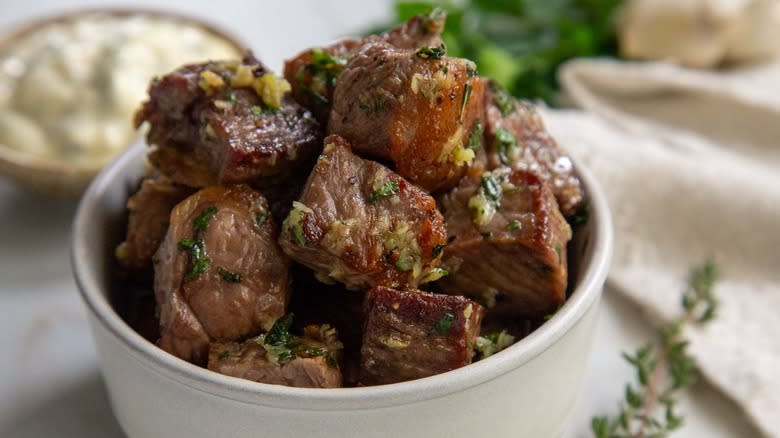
546,58 -> 780,437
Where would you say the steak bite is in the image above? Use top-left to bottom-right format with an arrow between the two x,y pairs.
483,81 -> 584,217
117,175 -> 194,273
279,135 -> 447,290
437,167 -> 572,319
136,53 -> 322,187
359,286 -> 484,385
154,185 -> 290,365
283,9 -> 446,125
208,321 -> 343,388
329,42 -> 485,192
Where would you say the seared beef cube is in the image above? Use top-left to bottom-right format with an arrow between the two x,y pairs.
329,42 -> 484,192
483,81 -> 584,217
154,185 -> 290,365
278,135 -> 447,290
117,176 -> 194,273
136,53 -> 322,187
360,286 -> 484,385
437,168 -> 571,319
284,10 -> 445,125
208,327 -> 343,388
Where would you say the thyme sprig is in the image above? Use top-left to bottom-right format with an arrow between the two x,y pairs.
591,259 -> 719,438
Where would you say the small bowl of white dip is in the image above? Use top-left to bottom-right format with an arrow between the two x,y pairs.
0,9 -> 245,196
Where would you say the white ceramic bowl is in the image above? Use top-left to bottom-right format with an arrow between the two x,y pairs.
72,141 -> 612,438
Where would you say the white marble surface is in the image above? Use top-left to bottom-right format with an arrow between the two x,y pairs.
0,1 -> 761,437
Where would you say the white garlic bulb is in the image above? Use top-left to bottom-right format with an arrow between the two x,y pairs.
618,0 -> 780,68
725,0 -> 780,63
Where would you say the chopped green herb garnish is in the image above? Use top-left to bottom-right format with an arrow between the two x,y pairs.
493,84 -> 515,116
435,313 -> 455,335
432,244 -> 447,257
395,254 -> 416,272
481,174 -> 501,201
459,83 -> 473,118
415,43 -> 447,59
193,206 -> 218,232
555,243 -> 562,265
178,237 -> 196,250
475,330 -> 515,359
218,350 -> 231,360
250,105 -> 263,116
370,180 -> 400,204
218,267 -> 242,283
494,128 -> 519,165
507,220 -> 520,230
302,48 -> 348,104
178,239 -> 210,281
255,210 -> 269,227
467,120 -> 483,151
266,314 -> 294,346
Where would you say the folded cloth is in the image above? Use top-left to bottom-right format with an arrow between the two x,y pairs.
547,58 -> 780,437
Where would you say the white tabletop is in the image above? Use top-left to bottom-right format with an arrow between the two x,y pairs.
0,1 -> 760,436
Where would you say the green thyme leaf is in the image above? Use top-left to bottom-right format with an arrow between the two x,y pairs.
590,260 -> 719,437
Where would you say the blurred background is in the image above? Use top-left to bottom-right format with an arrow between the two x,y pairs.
1,0 -> 777,437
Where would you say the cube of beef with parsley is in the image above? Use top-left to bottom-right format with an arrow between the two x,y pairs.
284,9 -> 446,125
360,286 -> 484,385
278,135 -> 447,291
436,167 -> 572,319
328,41 -> 485,193
483,80 -> 584,218
135,52 -> 322,188
154,185 -> 290,365
208,317 -> 343,388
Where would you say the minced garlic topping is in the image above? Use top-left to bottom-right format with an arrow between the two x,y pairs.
0,12 -> 240,166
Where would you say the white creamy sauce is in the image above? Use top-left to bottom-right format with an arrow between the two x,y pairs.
0,13 -> 240,166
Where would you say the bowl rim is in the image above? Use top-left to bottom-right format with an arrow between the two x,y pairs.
0,7 -> 247,189
72,141 -> 613,411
